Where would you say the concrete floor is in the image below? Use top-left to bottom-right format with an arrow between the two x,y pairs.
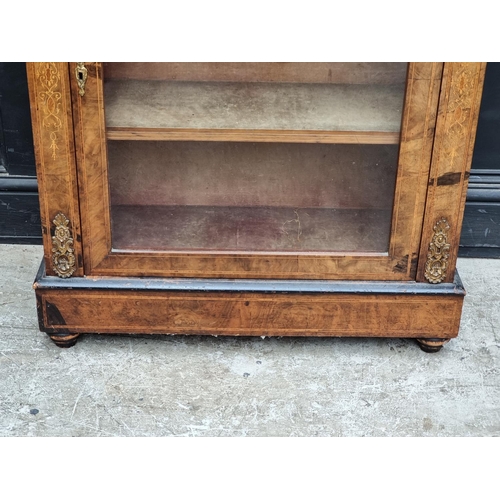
0,244 -> 499,436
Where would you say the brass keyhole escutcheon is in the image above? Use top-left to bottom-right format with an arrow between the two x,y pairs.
75,62 -> 88,97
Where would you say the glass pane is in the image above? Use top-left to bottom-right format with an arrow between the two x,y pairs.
104,63 -> 408,253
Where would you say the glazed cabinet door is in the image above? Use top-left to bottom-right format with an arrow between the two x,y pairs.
29,62 -> 484,281
66,62 -> 448,280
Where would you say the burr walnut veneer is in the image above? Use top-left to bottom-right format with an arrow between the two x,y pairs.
27,62 -> 486,351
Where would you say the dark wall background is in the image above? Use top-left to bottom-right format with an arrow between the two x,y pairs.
459,63 -> 500,257
1,62 -> 499,256
0,62 -> 41,243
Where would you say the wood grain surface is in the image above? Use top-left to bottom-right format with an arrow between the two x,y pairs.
417,62 -> 487,282
106,128 -> 400,144
26,63 -> 84,276
70,62 -> 111,274
36,285 -> 463,339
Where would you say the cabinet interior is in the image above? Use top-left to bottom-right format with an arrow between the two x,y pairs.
104,63 -> 406,253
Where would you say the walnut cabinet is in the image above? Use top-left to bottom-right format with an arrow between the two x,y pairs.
27,62 -> 486,351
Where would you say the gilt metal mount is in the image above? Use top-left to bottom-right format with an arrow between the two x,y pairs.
52,213 -> 76,278
424,218 -> 451,284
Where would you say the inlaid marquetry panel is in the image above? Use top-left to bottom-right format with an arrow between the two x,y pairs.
26,63 -> 84,276
417,63 -> 487,282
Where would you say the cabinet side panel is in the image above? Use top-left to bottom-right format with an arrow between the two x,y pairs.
417,63 -> 487,283
26,63 -> 84,276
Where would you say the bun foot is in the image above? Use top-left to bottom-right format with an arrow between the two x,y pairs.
48,333 -> 80,348
416,338 -> 450,353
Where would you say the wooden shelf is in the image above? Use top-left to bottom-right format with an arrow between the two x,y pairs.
106,128 -> 400,144
104,80 -> 405,144
111,205 -> 392,253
